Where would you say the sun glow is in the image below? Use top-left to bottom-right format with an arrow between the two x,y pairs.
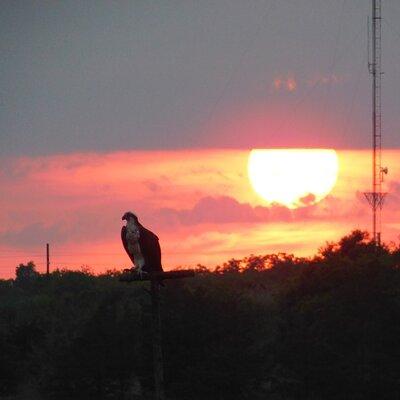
248,149 -> 339,208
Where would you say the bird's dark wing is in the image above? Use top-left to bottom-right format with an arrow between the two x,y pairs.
139,226 -> 163,272
121,226 -> 135,264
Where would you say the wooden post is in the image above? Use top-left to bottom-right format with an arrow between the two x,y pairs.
120,269 -> 194,399
46,243 -> 50,276
151,279 -> 165,400
120,270 -> 195,282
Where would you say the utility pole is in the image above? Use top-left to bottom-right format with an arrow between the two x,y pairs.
46,243 -> 50,276
364,0 -> 387,246
120,270 -> 195,400
151,280 -> 165,400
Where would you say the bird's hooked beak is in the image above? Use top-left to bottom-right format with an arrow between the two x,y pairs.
122,213 -> 128,221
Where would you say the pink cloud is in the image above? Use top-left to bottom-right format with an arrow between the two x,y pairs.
155,196 -> 291,226
286,75 -> 297,92
271,72 -> 345,94
307,73 -> 346,87
272,74 -> 297,92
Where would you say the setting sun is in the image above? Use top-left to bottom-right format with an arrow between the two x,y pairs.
248,149 -> 339,208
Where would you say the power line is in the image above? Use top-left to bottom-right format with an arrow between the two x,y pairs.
201,0 -> 276,135
319,0 -> 348,133
340,36 -> 368,142
277,22 -> 366,136
382,17 -> 400,42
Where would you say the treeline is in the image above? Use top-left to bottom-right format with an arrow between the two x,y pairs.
1,230 -> 400,399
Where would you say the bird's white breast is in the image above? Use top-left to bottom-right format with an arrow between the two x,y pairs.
126,220 -> 145,268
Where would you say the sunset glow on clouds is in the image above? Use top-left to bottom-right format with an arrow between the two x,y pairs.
273,74 -> 297,92
1,149 -> 399,278
272,72 -> 345,93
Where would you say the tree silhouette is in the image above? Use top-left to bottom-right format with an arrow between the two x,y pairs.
15,261 -> 39,286
1,231 -> 400,399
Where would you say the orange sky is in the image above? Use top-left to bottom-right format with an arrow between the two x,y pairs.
1,149 -> 399,278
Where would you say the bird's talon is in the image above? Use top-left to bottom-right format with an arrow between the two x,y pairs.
137,270 -> 148,278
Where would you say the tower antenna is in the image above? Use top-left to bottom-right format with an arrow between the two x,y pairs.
364,0 -> 388,245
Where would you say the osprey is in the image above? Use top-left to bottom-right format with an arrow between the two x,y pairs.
121,211 -> 163,275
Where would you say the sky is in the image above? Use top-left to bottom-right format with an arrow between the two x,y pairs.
1,149 -> 400,277
1,1 -> 400,277
2,0 -> 400,154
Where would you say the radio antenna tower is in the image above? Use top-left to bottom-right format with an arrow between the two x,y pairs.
364,0 -> 388,246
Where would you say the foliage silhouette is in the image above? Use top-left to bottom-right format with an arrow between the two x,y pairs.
1,230 -> 400,399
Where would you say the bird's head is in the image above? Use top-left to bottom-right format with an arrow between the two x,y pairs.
122,211 -> 138,223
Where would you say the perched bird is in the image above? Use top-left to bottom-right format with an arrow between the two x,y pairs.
121,211 -> 163,275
